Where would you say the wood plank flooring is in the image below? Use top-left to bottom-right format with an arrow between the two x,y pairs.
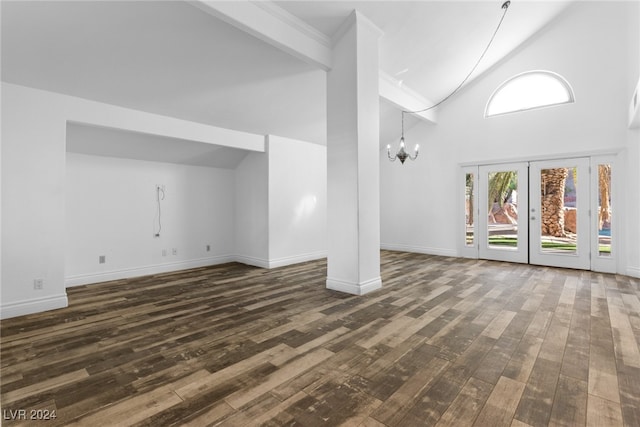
1,251 -> 639,426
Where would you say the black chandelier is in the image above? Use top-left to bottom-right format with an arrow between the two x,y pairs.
387,1 -> 511,164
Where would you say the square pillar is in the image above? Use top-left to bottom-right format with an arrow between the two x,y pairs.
326,11 -> 383,295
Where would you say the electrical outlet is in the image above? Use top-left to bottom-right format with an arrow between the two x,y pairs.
34,278 -> 44,290
172,248 -> 178,256
162,249 -> 167,257
99,255 -> 106,264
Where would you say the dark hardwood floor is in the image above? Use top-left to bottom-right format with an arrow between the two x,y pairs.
1,251 -> 639,426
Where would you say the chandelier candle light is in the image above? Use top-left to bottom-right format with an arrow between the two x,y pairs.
387,112 -> 418,164
387,0 -> 511,164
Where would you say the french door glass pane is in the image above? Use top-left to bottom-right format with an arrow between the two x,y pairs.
598,164 -> 612,257
465,173 -> 474,247
539,167 -> 578,254
487,171 -> 518,250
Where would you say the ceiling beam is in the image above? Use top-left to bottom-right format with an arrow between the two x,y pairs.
191,1 -> 436,125
379,71 -> 438,124
189,0 -> 333,71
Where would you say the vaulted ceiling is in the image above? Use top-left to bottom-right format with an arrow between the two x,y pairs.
1,0 -> 574,161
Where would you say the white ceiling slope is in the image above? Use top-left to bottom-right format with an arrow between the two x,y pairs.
66,123 -> 249,169
1,0 -> 327,147
2,0 -> 573,163
276,1 -> 574,103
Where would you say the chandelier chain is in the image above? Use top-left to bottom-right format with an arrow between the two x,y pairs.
390,1 -> 511,164
401,0 -> 511,123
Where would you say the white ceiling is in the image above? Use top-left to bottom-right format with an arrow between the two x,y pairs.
1,0 -> 326,154
276,1 -> 573,103
1,0 -> 573,165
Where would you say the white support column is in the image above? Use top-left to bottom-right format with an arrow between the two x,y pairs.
326,11 -> 383,295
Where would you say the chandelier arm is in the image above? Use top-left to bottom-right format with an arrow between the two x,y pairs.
387,147 -> 397,162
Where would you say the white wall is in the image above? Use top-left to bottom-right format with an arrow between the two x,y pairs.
234,151 -> 270,266
65,153 -> 236,285
1,83 -> 264,318
2,85 -> 69,317
2,83 -> 329,318
234,135 -> 328,268
625,1 -> 640,277
626,130 -> 640,277
381,1 -> 640,276
267,135 -> 327,267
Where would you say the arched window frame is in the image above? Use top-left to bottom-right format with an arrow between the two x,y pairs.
485,70 -> 575,118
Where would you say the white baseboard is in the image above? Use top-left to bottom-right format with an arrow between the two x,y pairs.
65,255 -> 236,287
234,255 -> 271,269
1,293 -> 68,319
66,251 -> 329,287
267,251 -> 327,268
326,276 -> 382,295
381,243 -> 458,257
627,266 -> 640,279
234,251 -> 327,269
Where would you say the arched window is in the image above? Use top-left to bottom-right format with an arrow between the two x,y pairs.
485,70 -> 575,117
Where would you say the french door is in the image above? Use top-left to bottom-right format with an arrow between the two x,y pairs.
461,156 -> 616,272
477,163 -> 529,264
529,158 -> 590,269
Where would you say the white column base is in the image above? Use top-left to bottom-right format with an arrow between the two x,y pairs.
326,276 -> 382,295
